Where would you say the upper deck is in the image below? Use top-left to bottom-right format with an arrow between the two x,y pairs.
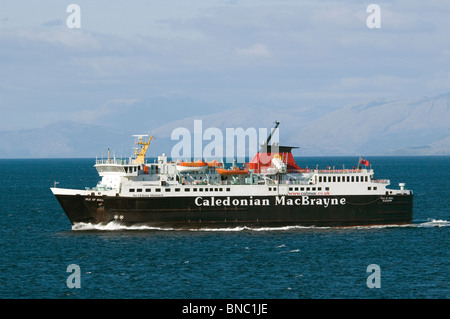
84,129 -> 410,197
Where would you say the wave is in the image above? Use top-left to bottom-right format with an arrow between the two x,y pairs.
71,219 -> 449,232
190,225 -> 327,232
333,219 -> 449,230
339,219 -> 449,230
71,222 -> 328,232
72,222 -> 176,231
278,249 -> 301,253
415,219 -> 450,228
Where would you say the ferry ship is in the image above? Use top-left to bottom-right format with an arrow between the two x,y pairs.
51,122 -> 413,228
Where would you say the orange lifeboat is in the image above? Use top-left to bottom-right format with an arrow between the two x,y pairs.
176,160 -> 208,172
216,167 -> 249,176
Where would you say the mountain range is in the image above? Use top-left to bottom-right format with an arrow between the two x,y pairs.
1,92 -> 450,158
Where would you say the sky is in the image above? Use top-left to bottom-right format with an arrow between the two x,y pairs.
1,0 -> 450,131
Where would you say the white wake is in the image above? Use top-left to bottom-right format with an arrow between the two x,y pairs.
71,219 -> 449,232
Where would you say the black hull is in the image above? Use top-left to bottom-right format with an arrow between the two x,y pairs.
54,193 -> 413,228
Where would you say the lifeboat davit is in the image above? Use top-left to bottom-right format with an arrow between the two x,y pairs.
176,160 -> 208,172
216,167 -> 249,176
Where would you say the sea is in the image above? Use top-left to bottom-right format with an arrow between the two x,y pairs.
0,156 -> 448,303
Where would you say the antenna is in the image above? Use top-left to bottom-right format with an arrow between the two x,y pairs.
133,134 -> 149,144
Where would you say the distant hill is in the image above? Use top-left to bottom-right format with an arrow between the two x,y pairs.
0,121 -> 132,158
151,92 -> 450,156
293,93 -> 450,155
1,93 -> 450,158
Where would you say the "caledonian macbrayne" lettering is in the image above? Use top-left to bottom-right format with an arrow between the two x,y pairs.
194,196 -> 346,208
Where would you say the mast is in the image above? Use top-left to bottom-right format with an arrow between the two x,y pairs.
265,120 -> 280,146
133,134 -> 154,164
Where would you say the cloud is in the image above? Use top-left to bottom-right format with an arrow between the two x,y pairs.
0,27 -> 103,52
41,19 -> 64,27
1,1 -> 450,132
236,43 -> 271,57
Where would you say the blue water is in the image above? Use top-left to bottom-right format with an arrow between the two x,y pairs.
0,157 -> 448,299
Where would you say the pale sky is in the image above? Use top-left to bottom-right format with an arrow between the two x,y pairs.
1,0 -> 450,131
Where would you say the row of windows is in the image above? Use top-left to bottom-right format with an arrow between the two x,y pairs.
269,186 -> 330,192
318,175 -> 369,183
129,187 -> 232,193
286,186 -> 330,192
124,166 -> 139,173
129,184 -> 380,193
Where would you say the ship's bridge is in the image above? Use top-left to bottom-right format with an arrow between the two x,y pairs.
93,158 -> 141,190
95,158 -> 140,177
94,134 -> 154,178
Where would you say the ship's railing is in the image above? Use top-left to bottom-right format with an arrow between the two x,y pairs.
96,158 -> 135,165
179,179 -> 311,186
314,169 -> 372,174
85,183 -> 113,191
251,168 -> 311,174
